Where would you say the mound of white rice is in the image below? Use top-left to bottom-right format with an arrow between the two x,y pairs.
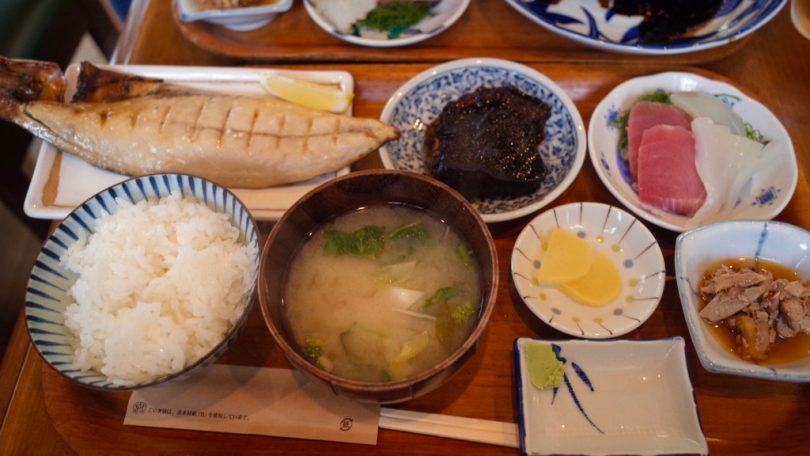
61,192 -> 257,386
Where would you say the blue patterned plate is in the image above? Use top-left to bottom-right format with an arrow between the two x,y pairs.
511,202 -> 665,339
588,71 -> 797,232
505,0 -> 786,55
24,174 -> 260,391
303,0 -> 469,48
514,337 -> 707,455
379,58 -> 586,223
675,220 -> 810,382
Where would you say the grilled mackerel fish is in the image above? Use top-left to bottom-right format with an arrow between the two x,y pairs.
0,57 -> 398,188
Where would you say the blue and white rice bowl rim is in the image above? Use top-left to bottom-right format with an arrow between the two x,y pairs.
24,173 -> 260,391
379,58 -> 586,223
588,71 -> 797,233
505,0 -> 786,55
303,0 -> 470,48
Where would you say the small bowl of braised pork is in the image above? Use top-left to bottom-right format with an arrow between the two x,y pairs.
379,58 -> 586,223
675,220 -> 810,382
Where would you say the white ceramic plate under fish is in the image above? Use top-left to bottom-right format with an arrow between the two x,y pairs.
514,337 -> 707,455
588,71 -> 797,232
23,64 -> 353,221
511,202 -> 665,339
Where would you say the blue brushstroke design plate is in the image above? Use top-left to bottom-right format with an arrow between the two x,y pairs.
514,337 -> 707,455
379,58 -> 586,223
24,174 -> 260,391
505,0 -> 786,55
675,220 -> 810,382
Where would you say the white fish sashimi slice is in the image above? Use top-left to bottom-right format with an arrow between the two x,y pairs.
690,117 -> 743,224
313,0 -> 377,33
689,117 -> 783,227
671,92 -> 747,137
724,141 -> 785,211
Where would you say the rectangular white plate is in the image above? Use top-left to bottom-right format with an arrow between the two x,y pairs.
514,337 -> 707,456
23,64 -> 354,221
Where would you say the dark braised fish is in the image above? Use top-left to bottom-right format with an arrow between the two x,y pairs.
423,86 -> 550,199
545,0 -> 723,44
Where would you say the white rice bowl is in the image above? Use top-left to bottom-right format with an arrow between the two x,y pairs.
61,192 -> 258,386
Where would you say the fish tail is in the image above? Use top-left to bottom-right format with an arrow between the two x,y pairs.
73,61 -> 165,103
0,55 -> 64,121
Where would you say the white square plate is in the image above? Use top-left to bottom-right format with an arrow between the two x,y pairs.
23,64 -> 353,221
514,337 -> 707,455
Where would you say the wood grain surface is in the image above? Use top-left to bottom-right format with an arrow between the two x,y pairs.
169,0 -> 749,64
1,3 -> 809,455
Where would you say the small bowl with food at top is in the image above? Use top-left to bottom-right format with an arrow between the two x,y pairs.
589,71 -> 797,232
675,220 -> 810,382
258,169 -> 498,403
24,174 -> 260,390
176,0 -> 293,31
379,57 -> 586,223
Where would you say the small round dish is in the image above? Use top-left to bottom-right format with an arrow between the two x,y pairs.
176,0 -> 293,31
25,174 -> 260,391
380,58 -> 586,223
303,0 -> 469,48
511,202 -> 665,339
588,71 -> 797,233
505,0 -> 786,55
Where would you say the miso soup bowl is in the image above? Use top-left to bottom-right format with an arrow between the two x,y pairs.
258,170 -> 498,403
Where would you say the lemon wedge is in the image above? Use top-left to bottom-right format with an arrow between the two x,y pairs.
558,252 -> 622,306
537,228 -> 593,284
260,75 -> 353,113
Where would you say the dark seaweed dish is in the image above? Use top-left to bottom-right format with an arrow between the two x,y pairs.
424,86 -> 551,200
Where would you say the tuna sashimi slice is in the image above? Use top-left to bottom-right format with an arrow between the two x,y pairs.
637,125 -> 706,216
627,101 -> 692,182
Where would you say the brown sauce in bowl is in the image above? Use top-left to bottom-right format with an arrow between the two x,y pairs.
699,258 -> 810,365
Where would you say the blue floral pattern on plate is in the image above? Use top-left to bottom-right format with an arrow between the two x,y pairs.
505,0 -> 786,55
380,59 -> 585,222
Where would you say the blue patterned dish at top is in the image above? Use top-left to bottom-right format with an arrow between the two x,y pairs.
589,71 -> 797,233
24,174 -> 260,391
379,58 -> 586,223
675,220 -> 810,382
514,337 -> 707,455
505,0 -> 786,55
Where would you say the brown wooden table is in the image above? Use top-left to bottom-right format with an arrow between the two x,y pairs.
2,1 -> 809,454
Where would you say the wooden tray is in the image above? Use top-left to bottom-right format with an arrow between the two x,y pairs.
37,61 -> 810,455
169,1 -> 750,64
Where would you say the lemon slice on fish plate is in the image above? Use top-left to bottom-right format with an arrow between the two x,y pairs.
261,75 -> 353,113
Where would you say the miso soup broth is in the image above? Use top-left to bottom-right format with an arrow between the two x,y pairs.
284,204 -> 481,383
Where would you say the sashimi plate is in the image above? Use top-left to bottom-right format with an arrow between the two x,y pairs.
588,71 -> 797,233
304,0 -> 470,48
504,0 -> 786,55
514,337 -> 707,455
511,202 -> 665,339
380,58 -> 586,223
23,65 -> 354,221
